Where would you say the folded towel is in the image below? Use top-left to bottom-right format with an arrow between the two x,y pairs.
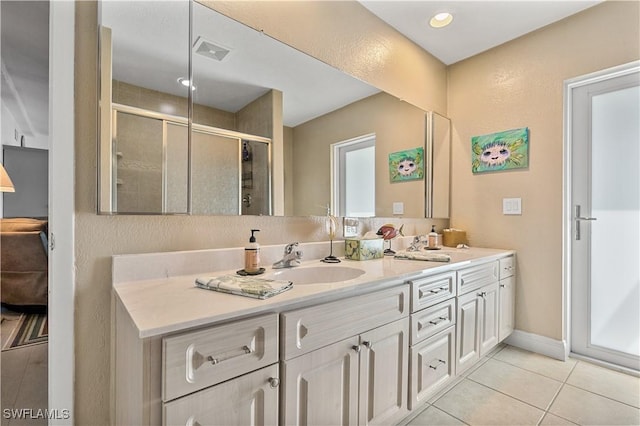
394,251 -> 451,262
195,275 -> 293,300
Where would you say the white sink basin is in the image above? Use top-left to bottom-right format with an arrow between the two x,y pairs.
267,266 -> 365,285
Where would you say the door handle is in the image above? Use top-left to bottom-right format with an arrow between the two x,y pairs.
574,205 -> 597,240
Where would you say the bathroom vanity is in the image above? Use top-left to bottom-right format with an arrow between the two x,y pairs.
112,244 -> 515,425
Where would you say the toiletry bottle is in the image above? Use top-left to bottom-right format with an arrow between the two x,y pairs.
245,229 -> 260,273
428,225 -> 438,248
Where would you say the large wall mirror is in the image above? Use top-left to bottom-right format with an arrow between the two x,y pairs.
98,0 -> 450,218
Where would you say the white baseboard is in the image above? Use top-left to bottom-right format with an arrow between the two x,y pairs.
504,329 -> 568,361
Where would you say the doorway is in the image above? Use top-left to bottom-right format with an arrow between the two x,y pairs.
331,134 -> 376,217
565,61 -> 640,372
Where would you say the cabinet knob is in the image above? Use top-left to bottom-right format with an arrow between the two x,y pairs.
500,284 -> 505,288
268,377 -> 280,388
362,341 -> 372,349
352,345 -> 361,353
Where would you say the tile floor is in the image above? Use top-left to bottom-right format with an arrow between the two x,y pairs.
1,310 -> 48,426
404,345 -> 640,426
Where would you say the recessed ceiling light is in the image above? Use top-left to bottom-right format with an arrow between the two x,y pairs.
430,12 -> 453,28
177,77 -> 196,91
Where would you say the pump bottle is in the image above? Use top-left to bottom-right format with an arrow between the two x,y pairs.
245,229 -> 261,273
428,225 -> 438,248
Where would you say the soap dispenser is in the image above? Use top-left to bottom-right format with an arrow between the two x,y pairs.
428,225 -> 438,249
245,229 -> 261,274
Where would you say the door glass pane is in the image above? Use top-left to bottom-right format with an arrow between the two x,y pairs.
590,85 -> 640,356
115,112 -> 163,213
191,131 -> 239,215
165,123 -> 189,214
345,145 -> 375,217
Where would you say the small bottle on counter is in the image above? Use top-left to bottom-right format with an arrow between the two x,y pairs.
245,229 -> 261,273
428,225 -> 438,248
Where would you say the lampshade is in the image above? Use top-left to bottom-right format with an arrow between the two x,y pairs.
0,164 -> 15,192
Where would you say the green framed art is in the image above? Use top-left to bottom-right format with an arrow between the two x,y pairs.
472,127 -> 529,173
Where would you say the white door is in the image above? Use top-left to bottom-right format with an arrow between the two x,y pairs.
569,63 -> 640,371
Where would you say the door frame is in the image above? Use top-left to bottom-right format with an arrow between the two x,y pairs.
562,60 -> 640,367
49,1 -> 75,423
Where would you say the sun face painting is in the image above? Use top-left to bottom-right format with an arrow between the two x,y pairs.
471,127 -> 529,173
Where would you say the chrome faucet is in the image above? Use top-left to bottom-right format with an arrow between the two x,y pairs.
273,242 -> 303,269
407,235 -> 429,252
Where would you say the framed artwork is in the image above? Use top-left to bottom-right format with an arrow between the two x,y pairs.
389,147 -> 424,182
471,127 -> 529,173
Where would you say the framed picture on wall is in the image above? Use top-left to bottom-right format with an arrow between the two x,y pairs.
471,127 -> 529,173
388,147 -> 424,182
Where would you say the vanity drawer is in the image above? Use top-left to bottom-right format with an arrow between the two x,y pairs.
162,313 -> 278,402
411,298 -> 456,345
163,364 -> 279,426
457,261 -> 499,295
499,256 -> 516,279
281,285 -> 409,360
409,325 -> 455,409
410,271 -> 456,312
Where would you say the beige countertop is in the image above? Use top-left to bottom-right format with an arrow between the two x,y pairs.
113,246 -> 514,339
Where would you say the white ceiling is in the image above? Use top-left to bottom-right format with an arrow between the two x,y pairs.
1,1 -> 604,138
0,1 -> 49,139
359,1 -> 603,65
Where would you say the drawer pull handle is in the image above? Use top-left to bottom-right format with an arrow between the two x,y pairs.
268,377 -> 280,388
477,291 -> 487,298
429,286 -> 448,294
352,345 -> 361,353
429,359 -> 446,370
206,345 -> 253,365
363,341 -> 372,349
428,316 -> 448,326
500,284 -> 506,288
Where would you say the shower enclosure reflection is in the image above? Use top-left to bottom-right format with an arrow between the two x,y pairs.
111,105 -> 271,215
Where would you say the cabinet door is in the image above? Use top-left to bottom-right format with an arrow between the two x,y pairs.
359,319 -> 409,426
162,364 -> 279,426
499,276 -> 516,341
282,336 -> 359,426
479,282 -> 499,355
409,325 -> 455,409
456,290 -> 480,374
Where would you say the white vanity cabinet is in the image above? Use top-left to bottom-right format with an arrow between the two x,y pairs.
112,247 -> 517,426
498,256 -> 516,341
281,286 -> 410,426
408,272 -> 457,409
455,259 -> 514,375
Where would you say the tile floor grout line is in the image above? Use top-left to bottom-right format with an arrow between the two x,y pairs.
464,374 -> 550,415
562,382 -> 640,410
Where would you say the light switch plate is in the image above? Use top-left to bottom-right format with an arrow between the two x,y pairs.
503,198 -> 522,215
393,202 -> 404,215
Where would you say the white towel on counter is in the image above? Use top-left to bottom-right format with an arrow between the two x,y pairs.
394,251 -> 451,263
195,275 -> 293,300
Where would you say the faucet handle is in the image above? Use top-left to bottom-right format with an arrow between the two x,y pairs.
284,242 -> 299,254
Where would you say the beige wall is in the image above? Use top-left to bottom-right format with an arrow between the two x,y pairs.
75,2 -> 447,423
113,80 -> 237,130
292,92 -> 426,217
203,0 -> 448,115
448,1 -> 639,341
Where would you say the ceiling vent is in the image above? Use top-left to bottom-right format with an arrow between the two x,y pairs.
193,36 -> 231,62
